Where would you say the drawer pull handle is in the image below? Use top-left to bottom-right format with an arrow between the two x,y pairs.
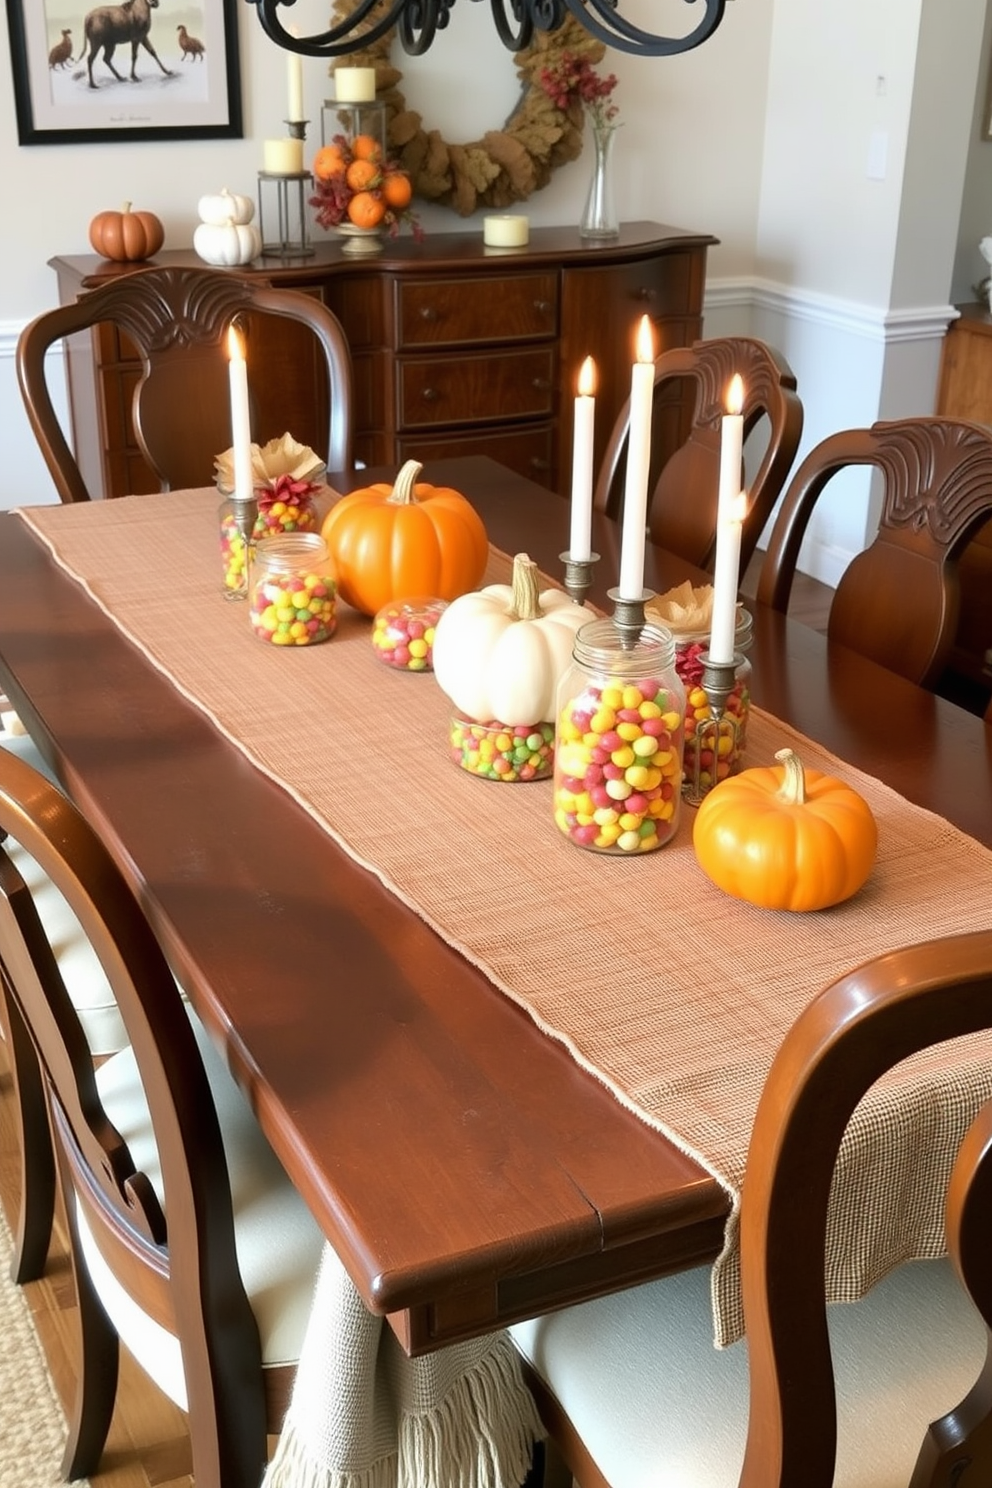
635,287 -> 658,301
421,387 -> 439,402
419,307 -> 439,322
532,378 -> 551,391
533,300 -> 553,314
529,457 -> 550,471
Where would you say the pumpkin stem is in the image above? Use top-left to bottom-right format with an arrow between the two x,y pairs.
122,201 -> 132,214
509,553 -> 542,621
388,460 -> 423,505
775,748 -> 807,806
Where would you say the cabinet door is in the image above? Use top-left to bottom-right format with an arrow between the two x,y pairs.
559,249 -> 707,498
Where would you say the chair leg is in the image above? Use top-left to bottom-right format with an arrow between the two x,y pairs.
59,1188 -> 120,1480
0,976 -> 55,1283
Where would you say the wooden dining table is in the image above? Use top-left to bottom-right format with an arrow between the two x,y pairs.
1,454 -> 990,1358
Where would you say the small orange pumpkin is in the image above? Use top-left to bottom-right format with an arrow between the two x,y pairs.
88,202 -> 165,262
321,460 -> 489,616
692,747 -> 878,912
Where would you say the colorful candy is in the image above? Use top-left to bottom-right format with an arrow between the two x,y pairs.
372,597 -> 447,672
219,492 -> 318,594
249,565 -> 337,645
675,639 -> 751,794
553,677 -> 683,852
450,718 -> 555,781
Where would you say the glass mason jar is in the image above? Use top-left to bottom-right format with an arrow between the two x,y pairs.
675,609 -> 753,799
553,618 -> 685,854
248,533 -> 337,646
219,479 -> 322,598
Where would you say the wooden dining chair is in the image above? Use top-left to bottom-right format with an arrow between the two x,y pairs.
511,929 -> 992,1488
0,747 -> 325,1487
757,416 -> 992,688
593,337 -> 804,573
16,264 -> 354,504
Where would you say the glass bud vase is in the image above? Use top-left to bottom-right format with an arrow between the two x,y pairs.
580,123 -> 619,240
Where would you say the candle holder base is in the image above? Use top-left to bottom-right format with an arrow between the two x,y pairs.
258,171 -> 315,258
682,651 -> 741,806
286,119 -> 309,140
607,587 -> 657,649
560,551 -> 599,607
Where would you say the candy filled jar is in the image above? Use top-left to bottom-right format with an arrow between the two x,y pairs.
553,619 -> 685,854
219,473 -> 323,597
676,609 -> 753,799
248,533 -> 337,645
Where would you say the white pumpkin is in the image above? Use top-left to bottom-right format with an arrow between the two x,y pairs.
432,553 -> 597,725
194,219 -> 262,267
197,187 -> 255,226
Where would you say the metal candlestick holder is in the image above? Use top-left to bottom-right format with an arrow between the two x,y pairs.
607,587 -> 657,649
258,122 -> 313,259
225,494 -> 258,602
683,650 -> 742,806
560,551 -> 599,607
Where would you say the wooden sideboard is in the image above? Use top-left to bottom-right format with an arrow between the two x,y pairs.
49,221 -> 716,501
935,304 -> 992,711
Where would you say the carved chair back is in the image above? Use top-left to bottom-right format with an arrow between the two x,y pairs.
17,265 -> 353,503
0,747 -> 295,1486
757,417 -> 992,688
593,336 -> 804,574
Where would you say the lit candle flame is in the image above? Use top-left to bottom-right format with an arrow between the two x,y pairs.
578,355 -> 597,397
726,374 -> 744,416
227,325 -> 245,362
635,314 -> 655,365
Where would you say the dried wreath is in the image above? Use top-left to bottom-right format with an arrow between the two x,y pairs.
326,0 -> 607,216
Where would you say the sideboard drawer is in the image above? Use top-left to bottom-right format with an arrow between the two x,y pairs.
396,274 -> 558,349
399,347 -> 555,429
400,422 -> 555,479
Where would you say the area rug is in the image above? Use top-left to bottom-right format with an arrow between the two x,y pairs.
0,1205 -> 86,1488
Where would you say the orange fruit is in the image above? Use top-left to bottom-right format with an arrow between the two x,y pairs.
345,158 -> 380,192
313,144 -> 346,180
351,134 -> 383,162
347,192 -> 386,229
382,171 -> 412,210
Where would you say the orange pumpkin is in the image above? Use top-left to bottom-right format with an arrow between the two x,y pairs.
88,203 -> 165,262
321,460 -> 489,615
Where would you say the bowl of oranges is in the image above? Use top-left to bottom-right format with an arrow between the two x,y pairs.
310,134 -> 422,246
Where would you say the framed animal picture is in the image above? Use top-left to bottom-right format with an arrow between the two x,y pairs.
5,0 -> 243,142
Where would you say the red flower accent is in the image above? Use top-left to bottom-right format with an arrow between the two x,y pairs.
538,52 -> 620,131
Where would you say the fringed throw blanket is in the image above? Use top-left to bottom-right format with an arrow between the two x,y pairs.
262,1244 -> 543,1488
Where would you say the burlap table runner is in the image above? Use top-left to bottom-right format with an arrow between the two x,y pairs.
18,489 -> 992,1347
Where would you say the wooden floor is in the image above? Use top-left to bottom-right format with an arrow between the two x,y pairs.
0,561 -> 836,1488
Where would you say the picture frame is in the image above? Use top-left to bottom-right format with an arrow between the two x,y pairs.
6,0 -> 243,144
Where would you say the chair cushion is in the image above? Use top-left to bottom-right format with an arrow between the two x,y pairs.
76,1006 -> 324,1410
510,1256 -> 986,1488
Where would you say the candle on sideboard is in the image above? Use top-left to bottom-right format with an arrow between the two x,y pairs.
286,37 -> 304,121
334,66 -> 376,102
718,374 -> 744,519
483,214 -> 529,248
263,137 -> 304,174
569,356 -> 596,562
709,490 -> 747,665
618,315 -> 656,601
227,326 -> 253,504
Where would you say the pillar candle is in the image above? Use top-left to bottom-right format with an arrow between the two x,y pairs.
483,215 -> 529,248
227,326 -> 253,503
263,137 -> 304,174
334,66 -> 376,102
618,315 -> 656,601
286,42 -> 304,122
718,374 -> 744,519
569,356 -> 596,562
709,491 -> 747,665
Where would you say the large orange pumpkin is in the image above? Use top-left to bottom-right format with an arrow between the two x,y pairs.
321,460 -> 489,616
88,202 -> 165,262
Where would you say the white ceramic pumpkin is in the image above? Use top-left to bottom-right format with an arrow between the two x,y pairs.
432,553 -> 596,725
197,187 -> 255,226
193,218 -> 262,267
